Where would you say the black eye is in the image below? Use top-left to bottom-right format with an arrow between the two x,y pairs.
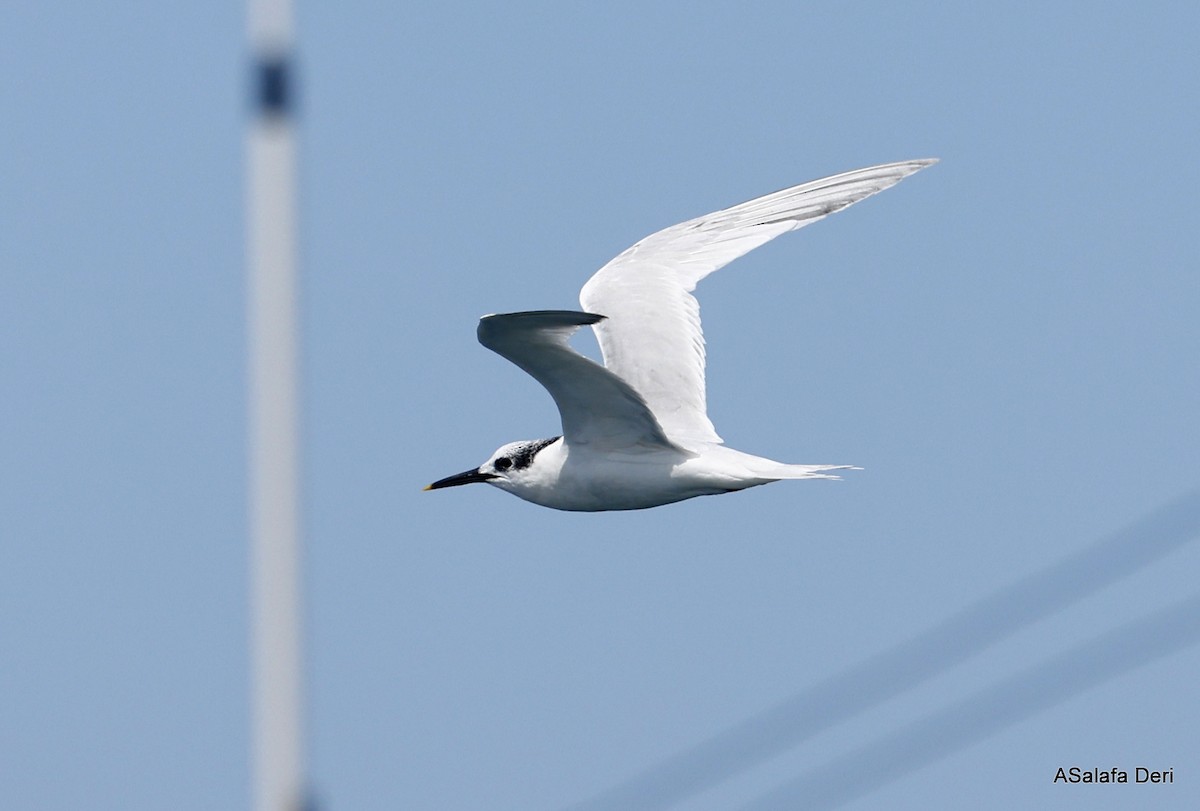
494,457 -> 512,471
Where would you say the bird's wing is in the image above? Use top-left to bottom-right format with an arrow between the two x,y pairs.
580,159 -> 937,446
477,310 -> 678,450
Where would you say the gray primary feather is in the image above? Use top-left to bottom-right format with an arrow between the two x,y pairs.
476,311 -> 677,450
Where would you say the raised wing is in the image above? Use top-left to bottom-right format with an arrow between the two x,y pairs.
477,311 -> 677,450
580,159 -> 936,446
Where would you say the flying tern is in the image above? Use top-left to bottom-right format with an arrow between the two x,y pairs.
426,159 -> 936,511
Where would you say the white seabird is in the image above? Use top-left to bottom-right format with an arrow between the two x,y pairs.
426,159 -> 936,511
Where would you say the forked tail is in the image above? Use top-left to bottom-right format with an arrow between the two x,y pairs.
760,463 -> 860,481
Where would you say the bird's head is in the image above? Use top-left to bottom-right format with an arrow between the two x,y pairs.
424,437 -> 562,494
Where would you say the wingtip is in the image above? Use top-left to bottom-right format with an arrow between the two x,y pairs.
877,158 -> 937,185
478,310 -> 606,326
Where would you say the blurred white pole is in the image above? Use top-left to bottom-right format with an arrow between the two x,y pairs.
247,1 -> 306,810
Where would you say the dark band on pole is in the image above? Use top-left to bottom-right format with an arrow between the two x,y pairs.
255,55 -> 293,117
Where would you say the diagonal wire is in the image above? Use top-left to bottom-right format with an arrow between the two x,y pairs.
740,590 -> 1200,810
564,490 -> 1200,811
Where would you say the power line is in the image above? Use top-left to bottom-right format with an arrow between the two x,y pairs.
566,490 -> 1200,810
741,591 -> 1200,810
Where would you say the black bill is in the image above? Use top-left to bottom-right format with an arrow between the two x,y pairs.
424,468 -> 497,491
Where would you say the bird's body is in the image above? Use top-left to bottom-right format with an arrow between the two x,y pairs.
477,437 -> 842,512
427,160 -> 936,511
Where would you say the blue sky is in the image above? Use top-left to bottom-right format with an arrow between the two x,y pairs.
3,2 -> 1199,809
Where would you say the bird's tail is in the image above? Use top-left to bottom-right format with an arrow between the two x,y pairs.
756,462 -> 860,481
700,447 -> 859,484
